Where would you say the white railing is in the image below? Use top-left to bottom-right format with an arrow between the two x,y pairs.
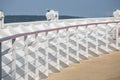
0,18 -> 120,80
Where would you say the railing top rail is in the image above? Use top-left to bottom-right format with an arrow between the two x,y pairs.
0,21 -> 120,42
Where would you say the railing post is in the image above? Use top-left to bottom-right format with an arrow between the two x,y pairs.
76,26 -> 79,61
56,30 -> 60,69
11,39 -> 16,80
0,42 -> 2,80
96,25 -> 99,54
105,24 -> 109,51
24,36 -> 28,80
45,32 -> 48,76
66,28 -> 69,64
116,23 -> 119,49
85,26 -> 89,57
34,34 -> 40,80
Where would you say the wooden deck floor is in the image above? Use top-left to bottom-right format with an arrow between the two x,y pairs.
42,51 -> 120,80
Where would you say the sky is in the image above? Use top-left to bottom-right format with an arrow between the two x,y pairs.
0,0 -> 120,17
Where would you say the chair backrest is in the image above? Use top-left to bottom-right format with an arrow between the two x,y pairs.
0,11 -> 4,18
0,11 -> 4,29
46,10 -> 59,21
113,9 -> 120,17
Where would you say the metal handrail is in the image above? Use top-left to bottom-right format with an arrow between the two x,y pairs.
0,21 -> 120,42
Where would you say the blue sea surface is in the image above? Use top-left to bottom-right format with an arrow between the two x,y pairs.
5,15 -> 82,23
